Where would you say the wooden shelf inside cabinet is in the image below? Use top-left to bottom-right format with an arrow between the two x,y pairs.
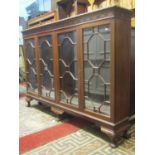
57,0 -> 90,20
27,11 -> 57,28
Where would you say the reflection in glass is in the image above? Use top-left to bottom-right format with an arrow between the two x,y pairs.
39,36 -> 55,99
58,32 -> 78,106
83,25 -> 111,115
25,39 -> 38,93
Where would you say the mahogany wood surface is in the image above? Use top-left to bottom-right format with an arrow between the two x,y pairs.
23,6 -> 134,147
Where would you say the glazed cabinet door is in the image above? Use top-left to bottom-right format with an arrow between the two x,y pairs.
25,39 -> 38,94
57,31 -> 79,106
83,25 -> 111,116
38,35 -> 55,100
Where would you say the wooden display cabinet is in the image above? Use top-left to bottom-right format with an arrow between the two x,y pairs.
23,6 -> 134,147
27,11 -> 57,28
57,0 -> 90,19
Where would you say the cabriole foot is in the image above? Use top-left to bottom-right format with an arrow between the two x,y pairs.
26,97 -> 32,107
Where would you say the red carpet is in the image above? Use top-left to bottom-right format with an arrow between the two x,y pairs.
19,118 -> 88,154
19,82 -> 27,97
19,94 -> 27,97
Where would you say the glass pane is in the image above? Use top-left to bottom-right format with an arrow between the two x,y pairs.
25,39 -> 38,93
83,25 -> 111,116
58,31 -> 78,106
39,35 -> 55,99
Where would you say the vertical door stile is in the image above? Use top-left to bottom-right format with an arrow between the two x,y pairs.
77,27 -> 84,110
52,32 -> 59,103
110,20 -> 115,122
23,39 -> 29,93
35,36 -> 41,96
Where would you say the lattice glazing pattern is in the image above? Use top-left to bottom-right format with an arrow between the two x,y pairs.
58,31 -> 78,106
39,36 -> 55,99
25,39 -> 38,93
83,25 -> 111,116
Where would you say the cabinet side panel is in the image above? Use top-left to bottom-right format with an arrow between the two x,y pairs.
114,18 -> 131,122
130,28 -> 135,116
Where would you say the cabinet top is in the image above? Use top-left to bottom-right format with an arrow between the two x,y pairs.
23,6 -> 131,37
